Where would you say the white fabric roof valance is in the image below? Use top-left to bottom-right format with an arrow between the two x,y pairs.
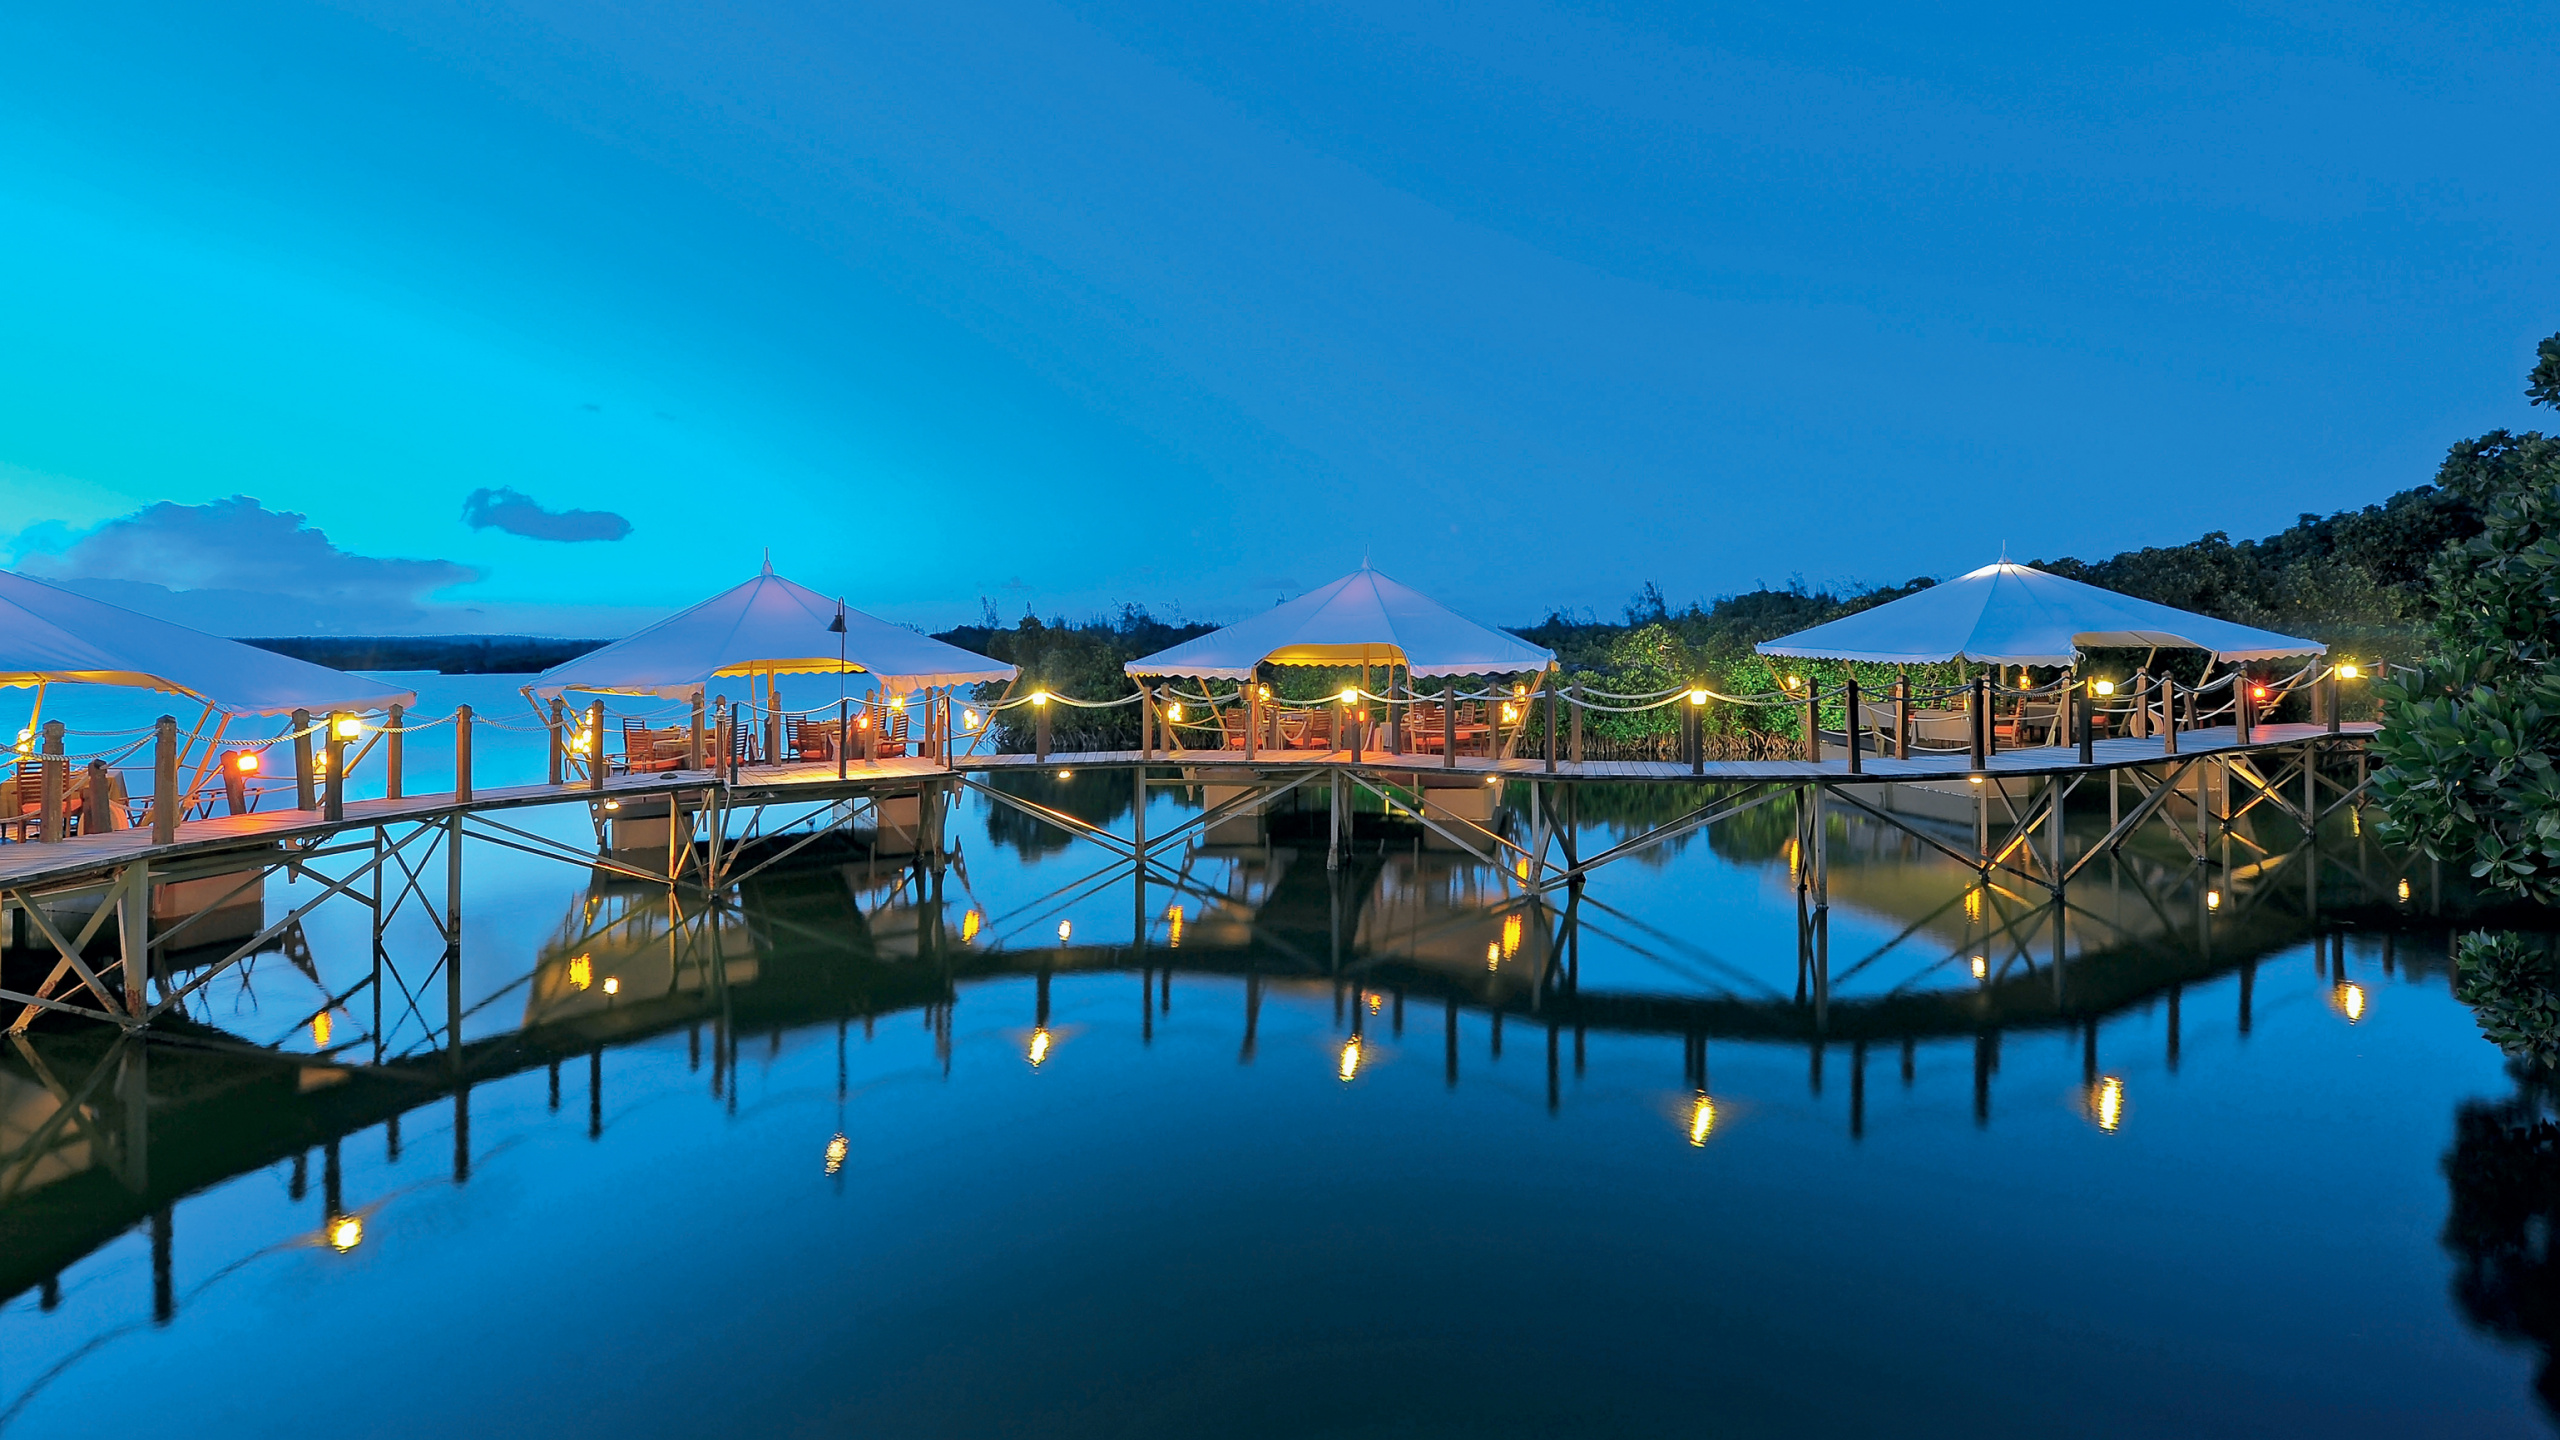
526,563 -> 1016,700
1756,561 -> 2325,667
1126,567 -> 1554,680
0,569 -> 417,716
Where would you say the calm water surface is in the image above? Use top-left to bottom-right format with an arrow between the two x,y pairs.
0,675 -> 2547,1437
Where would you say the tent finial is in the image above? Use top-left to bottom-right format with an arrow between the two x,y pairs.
761,548 -> 774,576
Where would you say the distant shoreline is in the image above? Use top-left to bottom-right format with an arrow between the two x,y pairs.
238,635 -> 610,675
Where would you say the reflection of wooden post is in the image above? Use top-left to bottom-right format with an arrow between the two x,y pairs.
38,721 -> 65,842
454,705 -> 475,802
153,716 -> 178,842
386,703 -> 405,800
292,710 -> 316,810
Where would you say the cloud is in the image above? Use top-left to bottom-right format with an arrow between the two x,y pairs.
18,495 -> 479,634
461,487 -> 632,543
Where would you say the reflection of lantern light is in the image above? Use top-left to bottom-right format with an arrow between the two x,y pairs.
2092,1076 -> 2125,1132
824,1134 -> 850,1175
1964,889 -> 1982,922
1513,857 -> 1529,881
602,977 -> 619,996
568,955 -> 592,990
1970,956 -> 1987,980
312,1011 -> 333,1048
2336,982 -> 2368,1022
2206,890 -> 2222,910
889,696 -> 905,710
1027,1028 -> 1052,1066
1688,1094 -> 1716,1146
327,1214 -> 364,1253
2397,878 -> 2411,903
1166,905 -> 1184,947
1338,1036 -> 1362,1081
961,909 -> 982,942
1501,913 -> 1522,958
1486,942 -> 1501,970
1057,920 -> 1073,943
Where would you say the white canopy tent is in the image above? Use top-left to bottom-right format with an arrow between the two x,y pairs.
0,569 -> 416,716
526,563 -> 1016,701
1755,561 -> 2325,668
1125,567 -> 1554,679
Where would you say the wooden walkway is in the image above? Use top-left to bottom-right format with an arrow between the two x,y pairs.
0,724 -> 2367,894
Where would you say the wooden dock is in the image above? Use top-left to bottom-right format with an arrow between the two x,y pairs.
0,722 -> 2367,896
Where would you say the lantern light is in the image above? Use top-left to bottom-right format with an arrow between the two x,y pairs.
1970,956 -> 1988,980
327,1214 -> 365,1253
1057,919 -> 1073,943
2338,664 -> 2361,680
2091,680 -> 2115,697
1167,703 -> 1182,722
235,752 -> 260,774
2206,889 -> 2222,910
332,714 -> 363,741
1688,689 -> 1708,706
2251,685 -> 2269,701
602,977 -> 620,996
1340,688 -> 1359,704
1688,1094 -> 1716,1146
1032,692 -> 1050,707
1027,1028 -> 1052,1067
2091,1076 -> 2125,1132
1338,1036 -> 1362,1082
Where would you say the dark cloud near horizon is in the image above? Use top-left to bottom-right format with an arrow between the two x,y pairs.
462,487 -> 632,543
19,495 -> 478,634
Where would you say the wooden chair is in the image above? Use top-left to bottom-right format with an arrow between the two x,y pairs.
1405,702 -> 1447,753
1218,705 -> 1251,750
622,721 -> 689,774
2001,699 -> 2062,746
871,706 -> 911,759
789,718 -> 840,763
6,761 -> 83,840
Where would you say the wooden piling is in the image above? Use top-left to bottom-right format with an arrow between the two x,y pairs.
1543,671 -> 1558,775
1244,683 -> 1258,762
1442,683 -> 1455,770
1843,679 -> 1862,775
2161,683 -> 2177,755
1894,676 -> 1911,760
293,709 -> 317,811
2326,670 -> 2341,735
1968,677 -> 1987,772
2077,684 -> 2094,765
454,705 -> 475,802
586,701 -> 605,793
1803,689 -> 1821,764
1569,679 -> 1584,764
324,714 -> 346,823
689,692 -> 706,770
547,698 -> 566,786
153,715 -> 178,843
38,721 -> 65,842
1035,696 -> 1051,763
386,703 -> 405,801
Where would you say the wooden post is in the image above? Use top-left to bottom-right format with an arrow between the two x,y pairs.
451,704 -> 475,801
1442,682 -> 1457,770
586,701 -> 606,792
1543,670 -> 1558,775
547,698 -> 566,786
1569,679 -> 1584,765
222,751 -> 248,816
324,713 -> 347,823
1803,689 -> 1821,764
838,697 -> 849,780
153,715 -> 178,843
713,697 -> 729,783
386,703 -> 405,801
1843,678 -> 1862,775
2130,673 -> 2149,739
292,709 -> 317,810
2236,680 -> 2252,744
38,721 -> 66,842
121,859 -> 149,1015
87,759 -> 121,833
1894,676 -> 1911,760
1689,696 -> 1704,776
689,692 -> 706,770
1035,696 -> 1051,763
2327,670 -> 2341,735
1968,677 -> 1987,772
1244,683 -> 1258,762
2077,684 -> 2094,765
2161,683 -> 2177,755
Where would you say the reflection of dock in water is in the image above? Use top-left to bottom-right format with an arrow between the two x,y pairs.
0,808 -> 2461,1328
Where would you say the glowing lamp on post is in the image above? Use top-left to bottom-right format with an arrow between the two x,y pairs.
235,752 -> 260,775
2206,889 -> 2222,910
1340,687 -> 1359,705
1688,689 -> 1708,707
962,708 -> 980,730
332,714 -> 363,742
2251,685 -> 2269,702
1166,703 -> 1181,723
2338,664 -> 2361,680
1784,675 -> 1802,692
2091,680 -> 2115,698
1031,691 -> 1050,707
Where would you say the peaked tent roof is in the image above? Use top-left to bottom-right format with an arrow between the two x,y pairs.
0,570 -> 417,716
1125,567 -> 1555,680
1755,561 -> 2325,667
527,564 -> 1016,700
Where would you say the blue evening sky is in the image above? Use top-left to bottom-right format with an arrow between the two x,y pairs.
1,2 -> 2553,635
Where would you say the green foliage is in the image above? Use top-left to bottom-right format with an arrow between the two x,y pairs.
2373,337 -> 2560,902
2455,932 -> 2560,1069
939,606 -> 1215,752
